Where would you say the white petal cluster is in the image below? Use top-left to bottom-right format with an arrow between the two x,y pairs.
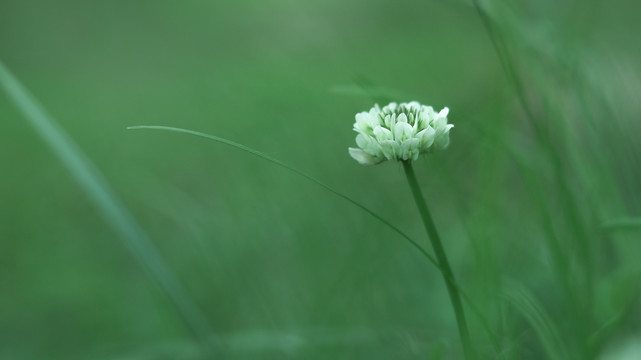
348,101 -> 453,165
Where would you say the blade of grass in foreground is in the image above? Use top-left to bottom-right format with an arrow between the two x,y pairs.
127,125 -> 504,356
0,61 -> 217,351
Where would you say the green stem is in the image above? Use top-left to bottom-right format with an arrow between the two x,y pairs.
402,161 -> 474,360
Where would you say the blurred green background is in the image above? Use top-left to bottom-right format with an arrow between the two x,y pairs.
1,0 -> 640,359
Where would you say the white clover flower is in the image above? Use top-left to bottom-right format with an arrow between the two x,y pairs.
348,101 -> 453,165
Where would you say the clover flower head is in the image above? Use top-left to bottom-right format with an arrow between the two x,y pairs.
348,101 -> 453,165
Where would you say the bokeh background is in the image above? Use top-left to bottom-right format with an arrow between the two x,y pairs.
1,0 -> 640,359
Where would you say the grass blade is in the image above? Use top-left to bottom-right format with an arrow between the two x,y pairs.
128,126 -> 434,265
0,61 -> 217,350
127,125 -> 503,354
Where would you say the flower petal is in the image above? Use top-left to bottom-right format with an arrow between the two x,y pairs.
393,121 -> 414,141
373,126 -> 393,142
348,148 -> 382,165
416,126 -> 436,150
355,133 -> 372,149
401,138 -> 420,161
433,124 -> 453,150
354,112 -> 376,135
379,140 -> 398,160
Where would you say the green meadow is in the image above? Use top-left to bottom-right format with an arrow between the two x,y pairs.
1,0 -> 640,359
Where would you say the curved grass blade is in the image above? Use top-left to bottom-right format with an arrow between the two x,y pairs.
503,285 -> 568,360
128,126 -> 434,264
0,61 -> 218,351
127,125 -> 503,354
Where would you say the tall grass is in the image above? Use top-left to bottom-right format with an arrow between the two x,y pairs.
0,61 -> 217,353
472,1 -> 641,359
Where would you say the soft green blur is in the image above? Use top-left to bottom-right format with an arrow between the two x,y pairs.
1,0 -> 640,359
